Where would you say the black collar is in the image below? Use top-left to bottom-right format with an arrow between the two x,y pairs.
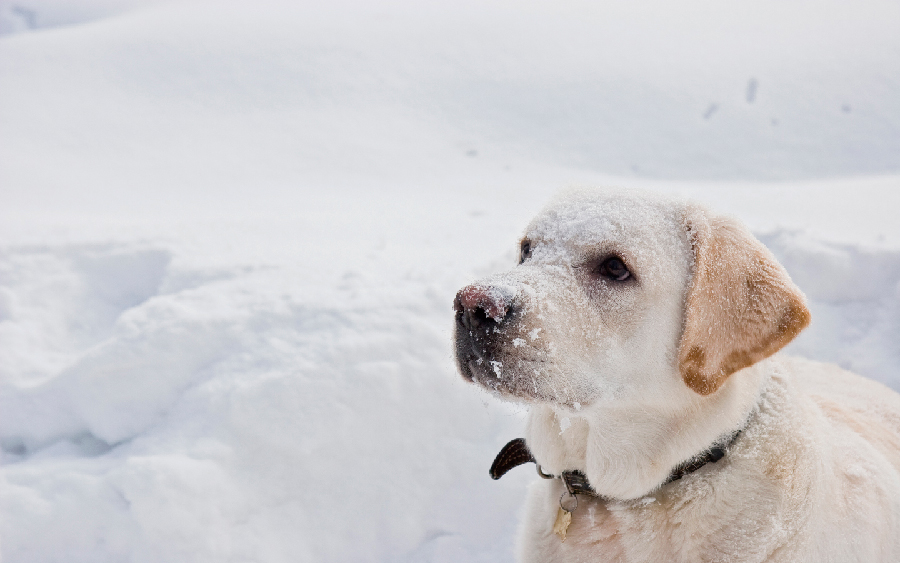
489,429 -> 742,498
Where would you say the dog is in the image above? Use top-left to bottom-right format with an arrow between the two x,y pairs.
453,188 -> 900,562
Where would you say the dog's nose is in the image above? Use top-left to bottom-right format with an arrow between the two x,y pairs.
454,284 -> 511,330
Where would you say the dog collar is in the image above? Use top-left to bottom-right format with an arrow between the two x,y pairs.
489,430 -> 743,497
490,432 -> 742,541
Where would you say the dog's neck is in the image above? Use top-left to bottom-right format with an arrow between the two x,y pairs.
524,361 -> 768,500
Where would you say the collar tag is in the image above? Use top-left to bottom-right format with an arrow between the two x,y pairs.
553,505 -> 573,541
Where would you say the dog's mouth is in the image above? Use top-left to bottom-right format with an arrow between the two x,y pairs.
455,328 -> 594,408
465,357 -> 545,402
455,327 -> 550,402
463,354 -> 546,382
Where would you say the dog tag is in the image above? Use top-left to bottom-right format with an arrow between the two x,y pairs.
553,506 -> 572,541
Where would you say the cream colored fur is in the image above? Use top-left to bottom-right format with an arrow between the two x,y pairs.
453,188 -> 900,562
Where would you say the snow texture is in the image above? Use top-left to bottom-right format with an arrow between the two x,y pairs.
1,0 -> 899,561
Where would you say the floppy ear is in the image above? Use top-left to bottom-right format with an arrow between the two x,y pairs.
678,208 -> 811,395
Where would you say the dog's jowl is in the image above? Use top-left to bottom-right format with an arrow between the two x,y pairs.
453,188 -> 900,563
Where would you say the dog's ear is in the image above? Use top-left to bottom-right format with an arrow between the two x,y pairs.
678,208 -> 811,395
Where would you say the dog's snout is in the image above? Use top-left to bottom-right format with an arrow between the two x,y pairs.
454,285 -> 512,330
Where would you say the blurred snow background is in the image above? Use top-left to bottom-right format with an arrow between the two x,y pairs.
1,0 -> 899,561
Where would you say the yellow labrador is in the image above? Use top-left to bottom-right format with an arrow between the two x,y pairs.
453,188 -> 900,562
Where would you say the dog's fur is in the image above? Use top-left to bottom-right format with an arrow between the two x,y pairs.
453,188 -> 900,562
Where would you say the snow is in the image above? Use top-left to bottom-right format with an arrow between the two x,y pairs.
0,0 -> 899,561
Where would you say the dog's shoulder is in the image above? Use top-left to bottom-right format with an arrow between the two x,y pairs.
779,357 -> 900,475
742,356 -> 900,474
787,356 -> 900,416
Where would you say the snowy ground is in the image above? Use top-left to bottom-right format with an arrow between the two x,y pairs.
1,1 -> 899,561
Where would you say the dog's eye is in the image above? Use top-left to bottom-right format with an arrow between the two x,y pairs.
597,256 -> 631,281
519,240 -> 532,264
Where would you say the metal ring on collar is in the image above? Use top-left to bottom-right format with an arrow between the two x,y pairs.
536,465 -> 555,479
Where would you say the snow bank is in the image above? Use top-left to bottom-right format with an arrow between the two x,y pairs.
0,207 -> 536,562
766,232 -> 900,391
1,1 -> 899,561
0,0 -> 169,35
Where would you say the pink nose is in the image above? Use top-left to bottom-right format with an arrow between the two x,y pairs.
454,284 -> 510,326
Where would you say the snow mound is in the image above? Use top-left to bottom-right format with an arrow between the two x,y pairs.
0,0 -> 167,36
767,233 -> 900,391
0,236 -> 532,562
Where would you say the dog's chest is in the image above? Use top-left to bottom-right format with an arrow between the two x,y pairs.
524,489 -> 673,563
522,471 -> 798,563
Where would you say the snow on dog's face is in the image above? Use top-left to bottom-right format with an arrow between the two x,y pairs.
453,188 -> 810,409
454,189 -> 693,407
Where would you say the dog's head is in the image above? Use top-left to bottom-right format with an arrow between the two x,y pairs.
454,188 -> 810,408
